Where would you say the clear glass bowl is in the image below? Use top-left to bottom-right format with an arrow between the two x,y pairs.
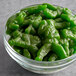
4,4 -> 76,74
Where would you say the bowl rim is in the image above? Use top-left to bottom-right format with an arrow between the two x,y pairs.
4,4 -> 76,65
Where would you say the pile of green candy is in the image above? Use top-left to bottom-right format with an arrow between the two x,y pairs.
6,3 -> 76,61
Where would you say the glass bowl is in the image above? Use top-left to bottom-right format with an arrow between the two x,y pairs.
4,4 -> 76,74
